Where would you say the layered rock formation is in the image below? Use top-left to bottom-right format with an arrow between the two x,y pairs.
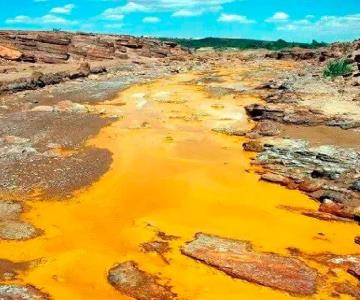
0,30 -> 190,63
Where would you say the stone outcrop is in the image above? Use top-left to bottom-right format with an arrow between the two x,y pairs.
108,261 -> 177,300
244,138 -> 360,220
265,40 -> 360,63
245,104 -> 360,129
0,63 -> 106,94
0,30 -> 190,63
0,45 -> 22,61
182,233 -> 318,296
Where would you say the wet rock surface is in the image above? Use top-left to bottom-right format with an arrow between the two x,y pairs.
108,261 -> 177,300
0,201 -> 40,240
0,259 -> 30,280
0,110 -> 114,197
182,233 -> 318,296
0,284 -> 49,299
333,282 -> 360,299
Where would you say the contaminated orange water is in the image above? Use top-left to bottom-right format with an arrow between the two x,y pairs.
0,67 -> 359,300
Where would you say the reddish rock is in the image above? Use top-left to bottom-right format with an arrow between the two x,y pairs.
355,236 -> 360,245
334,282 -> 360,299
303,252 -> 360,275
260,173 -> 291,186
302,211 -> 353,223
181,233 -> 318,296
319,201 -> 357,219
0,45 -> 22,60
348,264 -> 360,280
298,180 -> 323,193
108,261 -> 177,300
141,240 -> 171,263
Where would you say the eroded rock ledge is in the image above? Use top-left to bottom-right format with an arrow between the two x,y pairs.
0,30 -> 189,63
244,138 -> 360,220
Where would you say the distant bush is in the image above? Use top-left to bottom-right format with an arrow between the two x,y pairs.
159,37 -> 327,51
323,58 -> 353,78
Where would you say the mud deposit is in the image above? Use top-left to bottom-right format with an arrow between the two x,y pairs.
0,64 -> 359,299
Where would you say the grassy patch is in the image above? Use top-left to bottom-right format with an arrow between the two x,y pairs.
323,58 -> 353,78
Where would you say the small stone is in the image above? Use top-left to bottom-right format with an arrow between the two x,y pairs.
243,141 -> 263,152
355,236 -> 360,245
212,127 -> 246,136
298,180 -> 323,193
260,173 -> 291,186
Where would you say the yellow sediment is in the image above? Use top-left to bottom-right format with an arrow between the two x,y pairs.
0,66 -> 359,300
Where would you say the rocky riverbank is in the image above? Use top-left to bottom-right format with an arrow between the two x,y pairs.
0,31 -> 359,299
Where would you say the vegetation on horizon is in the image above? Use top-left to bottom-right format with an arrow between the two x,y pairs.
160,37 -> 327,51
323,58 -> 353,78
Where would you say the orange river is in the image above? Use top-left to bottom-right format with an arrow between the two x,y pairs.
0,66 -> 359,300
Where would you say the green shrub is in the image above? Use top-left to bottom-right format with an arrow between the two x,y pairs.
323,58 -> 353,78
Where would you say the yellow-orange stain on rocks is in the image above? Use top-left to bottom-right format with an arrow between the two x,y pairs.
0,67 -> 359,300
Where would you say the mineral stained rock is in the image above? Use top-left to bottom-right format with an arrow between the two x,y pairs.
108,261 -> 177,300
0,284 -> 49,299
181,233 -> 318,296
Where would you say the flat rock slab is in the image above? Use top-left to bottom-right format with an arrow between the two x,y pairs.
108,261 -> 177,300
182,233 -> 318,296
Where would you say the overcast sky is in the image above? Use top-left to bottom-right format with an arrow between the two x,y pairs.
2,0 -> 360,42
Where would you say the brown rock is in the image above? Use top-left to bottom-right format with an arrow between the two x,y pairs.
0,259 -> 31,281
243,140 -> 263,152
212,127 -> 246,136
348,264 -> 360,280
115,52 -> 129,59
141,241 -> 171,263
334,282 -> 360,299
251,121 -> 280,137
157,231 -> 179,241
303,252 -> 360,272
352,50 -> 360,63
319,201 -> 357,219
108,261 -> 177,300
78,62 -> 90,76
0,284 -> 49,299
302,211 -> 353,223
298,180 -> 323,193
181,233 -> 318,296
0,45 -> 22,61
260,173 -> 290,186
355,236 -> 360,245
